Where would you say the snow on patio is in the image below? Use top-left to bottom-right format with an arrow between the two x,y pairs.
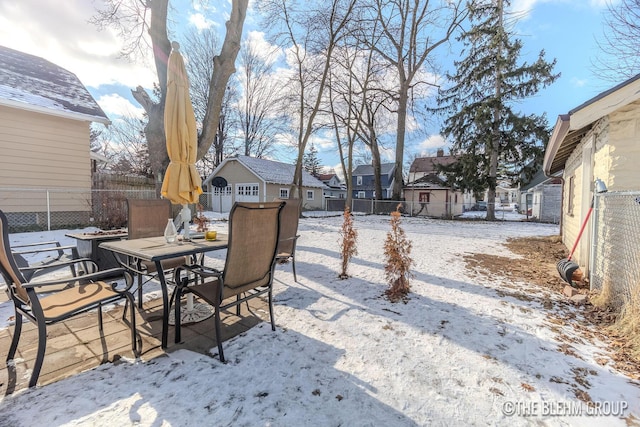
0,213 -> 638,426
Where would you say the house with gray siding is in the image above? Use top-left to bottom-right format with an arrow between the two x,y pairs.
352,163 -> 396,199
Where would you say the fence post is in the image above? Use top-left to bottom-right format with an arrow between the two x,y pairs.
588,192 -> 601,289
46,190 -> 51,231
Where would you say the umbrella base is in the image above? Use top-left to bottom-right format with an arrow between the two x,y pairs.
168,302 -> 214,325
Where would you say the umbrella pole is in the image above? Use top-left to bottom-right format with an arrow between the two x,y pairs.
181,204 -> 191,240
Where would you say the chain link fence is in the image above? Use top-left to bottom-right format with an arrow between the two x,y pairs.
324,198 -> 549,221
2,185 -> 557,232
0,188 -> 156,232
590,191 -> 640,307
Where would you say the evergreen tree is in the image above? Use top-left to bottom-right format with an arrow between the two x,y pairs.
435,0 -> 559,220
303,143 -> 321,177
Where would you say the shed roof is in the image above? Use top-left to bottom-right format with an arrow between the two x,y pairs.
205,155 -> 327,189
0,45 -> 109,124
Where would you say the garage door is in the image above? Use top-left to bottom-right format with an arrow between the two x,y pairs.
211,185 -> 233,213
236,183 -> 259,203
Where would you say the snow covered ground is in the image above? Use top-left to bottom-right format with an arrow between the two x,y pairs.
0,213 -> 638,426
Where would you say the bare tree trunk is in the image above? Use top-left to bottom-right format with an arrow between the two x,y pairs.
106,0 -> 248,194
392,87 -> 408,200
198,0 -> 248,160
134,0 -> 170,196
487,0 -> 504,221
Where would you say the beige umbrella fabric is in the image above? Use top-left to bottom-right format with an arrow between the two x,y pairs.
161,42 -> 210,324
161,41 -> 202,205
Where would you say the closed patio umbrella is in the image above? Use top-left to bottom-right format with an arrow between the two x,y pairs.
161,41 -> 202,237
161,41 -> 209,324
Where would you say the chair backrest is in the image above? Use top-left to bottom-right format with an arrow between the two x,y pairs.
127,199 -> 172,239
222,202 -> 284,294
274,198 -> 301,255
0,210 -> 29,303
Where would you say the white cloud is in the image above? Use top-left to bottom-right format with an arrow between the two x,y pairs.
0,0 -> 156,90
189,13 -> 218,31
97,94 -> 145,119
570,77 -> 589,88
416,134 -> 448,155
245,31 -> 282,65
309,132 -> 335,152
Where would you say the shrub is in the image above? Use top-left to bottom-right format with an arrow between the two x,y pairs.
339,207 -> 357,279
384,204 -> 414,302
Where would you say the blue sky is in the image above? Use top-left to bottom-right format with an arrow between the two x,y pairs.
0,0 -> 619,169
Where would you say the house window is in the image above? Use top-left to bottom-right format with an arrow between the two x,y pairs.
237,184 -> 259,197
357,191 -> 366,199
419,192 -> 430,203
306,190 -> 314,200
567,175 -> 575,215
357,176 -> 362,186
280,188 -> 289,199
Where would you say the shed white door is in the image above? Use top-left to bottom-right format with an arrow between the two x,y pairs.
211,185 -> 233,213
235,183 -> 259,203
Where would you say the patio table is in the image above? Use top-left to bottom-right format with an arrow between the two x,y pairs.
100,235 -> 228,348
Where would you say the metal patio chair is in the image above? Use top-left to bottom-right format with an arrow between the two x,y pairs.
274,198 -> 301,282
0,210 -> 140,388
126,199 -> 189,308
171,201 -> 284,362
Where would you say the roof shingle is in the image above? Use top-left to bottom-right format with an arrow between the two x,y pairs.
0,45 -> 108,123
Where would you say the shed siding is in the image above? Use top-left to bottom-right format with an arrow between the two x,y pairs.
540,184 -> 561,223
215,160 -> 261,185
211,160 -> 324,210
0,106 -> 91,212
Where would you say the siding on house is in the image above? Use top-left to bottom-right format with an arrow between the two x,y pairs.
608,101 -> 640,190
0,105 -> 91,213
403,187 -> 464,217
565,104 -> 640,275
561,115 -> 613,267
352,163 -> 395,199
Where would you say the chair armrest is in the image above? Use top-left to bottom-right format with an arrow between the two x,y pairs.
18,257 -> 97,274
12,245 -> 77,255
12,241 -> 63,249
174,264 -> 222,286
22,267 -> 133,292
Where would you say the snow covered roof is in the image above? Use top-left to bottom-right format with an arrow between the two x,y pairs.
206,155 -> 327,189
0,45 -> 109,124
